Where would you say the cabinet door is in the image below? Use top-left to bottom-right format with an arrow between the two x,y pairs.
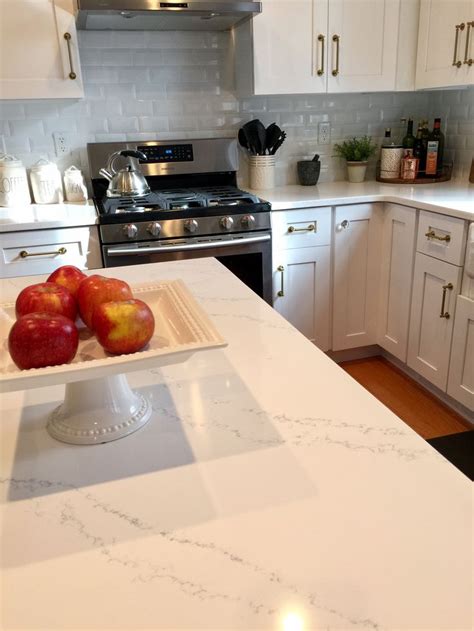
377,204 -> 417,362
415,0 -> 472,89
407,253 -> 463,391
447,295 -> 474,411
0,0 -> 84,99
235,0 -> 328,95
333,204 -> 383,350
327,0 -> 401,92
273,245 -> 331,351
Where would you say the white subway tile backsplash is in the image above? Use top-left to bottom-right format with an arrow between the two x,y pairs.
138,116 -> 169,133
0,30 -> 471,182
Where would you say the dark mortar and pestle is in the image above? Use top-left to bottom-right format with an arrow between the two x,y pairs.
297,154 -> 321,186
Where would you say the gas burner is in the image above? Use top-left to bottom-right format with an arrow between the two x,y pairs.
208,197 -> 254,207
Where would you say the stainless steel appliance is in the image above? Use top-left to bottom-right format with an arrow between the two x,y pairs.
88,138 -> 272,304
99,150 -> 151,198
76,0 -> 262,31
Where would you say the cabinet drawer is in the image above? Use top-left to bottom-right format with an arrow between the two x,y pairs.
0,227 -> 102,278
272,207 -> 331,248
417,210 -> 467,266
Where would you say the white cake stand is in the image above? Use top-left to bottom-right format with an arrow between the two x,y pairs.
0,281 -> 226,445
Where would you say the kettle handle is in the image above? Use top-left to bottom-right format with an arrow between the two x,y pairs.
119,150 -> 147,162
106,150 -> 147,177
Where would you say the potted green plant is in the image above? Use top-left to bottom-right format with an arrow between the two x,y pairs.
333,136 -> 377,183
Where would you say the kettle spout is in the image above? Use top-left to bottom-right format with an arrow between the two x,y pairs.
99,168 -> 113,181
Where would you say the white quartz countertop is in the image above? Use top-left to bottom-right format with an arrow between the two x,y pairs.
0,200 -> 98,232
0,259 -> 471,630
251,180 -> 474,220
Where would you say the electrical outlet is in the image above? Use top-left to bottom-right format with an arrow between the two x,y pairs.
318,122 -> 331,145
0,135 -> 6,154
53,132 -> 70,156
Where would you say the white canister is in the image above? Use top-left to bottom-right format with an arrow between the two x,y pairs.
0,154 -> 31,207
380,146 -> 405,179
63,166 -> 88,202
249,155 -> 276,190
30,159 -> 64,204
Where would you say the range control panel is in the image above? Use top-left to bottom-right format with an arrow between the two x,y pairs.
137,144 -> 194,163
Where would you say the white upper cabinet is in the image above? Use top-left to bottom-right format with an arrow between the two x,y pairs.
416,0 -> 474,89
326,0 -> 401,93
234,0 -> 418,95
0,0 -> 84,99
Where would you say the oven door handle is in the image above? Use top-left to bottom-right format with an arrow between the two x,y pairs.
105,234 -> 271,257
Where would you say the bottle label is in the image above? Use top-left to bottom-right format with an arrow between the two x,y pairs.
426,140 -> 439,175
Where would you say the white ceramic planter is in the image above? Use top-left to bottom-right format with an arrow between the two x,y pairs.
346,161 -> 368,183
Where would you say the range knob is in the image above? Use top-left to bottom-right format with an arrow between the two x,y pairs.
123,223 -> 138,239
220,216 -> 234,230
147,221 -> 162,237
241,214 -> 256,228
184,218 -> 199,234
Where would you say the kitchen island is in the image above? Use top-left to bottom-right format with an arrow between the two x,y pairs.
0,259 -> 471,630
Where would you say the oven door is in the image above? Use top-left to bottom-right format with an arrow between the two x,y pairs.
102,233 -> 273,305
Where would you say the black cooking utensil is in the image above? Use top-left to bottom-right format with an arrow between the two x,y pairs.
241,122 -> 257,155
313,154 -> 320,162
243,120 -> 264,155
254,120 -> 267,155
270,131 -> 287,155
265,123 -> 281,154
238,128 -> 249,150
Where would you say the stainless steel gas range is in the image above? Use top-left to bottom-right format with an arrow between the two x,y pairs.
88,138 -> 272,304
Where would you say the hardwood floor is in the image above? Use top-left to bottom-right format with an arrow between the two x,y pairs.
340,356 -> 472,439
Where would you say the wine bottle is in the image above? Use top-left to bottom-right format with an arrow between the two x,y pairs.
402,118 -> 415,155
432,118 -> 445,174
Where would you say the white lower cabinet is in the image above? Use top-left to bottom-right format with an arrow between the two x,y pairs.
407,253 -> 463,391
447,295 -> 474,410
273,245 -> 331,351
377,204 -> 417,362
0,226 -> 102,278
333,203 -> 383,350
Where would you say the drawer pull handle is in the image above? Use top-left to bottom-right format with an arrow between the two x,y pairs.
425,230 -> 451,243
440,282 -> 453,319
277,265 -> 284,297
288,224 -> 316,234
19,247 -> 67,258
464,21 -> 473,66
332,34 -> 340,76
64,33 -> 77,80
453,23 -> 465,68
316,34 -> 325,76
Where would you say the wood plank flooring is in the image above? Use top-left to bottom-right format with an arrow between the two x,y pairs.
340,356 -> 472,439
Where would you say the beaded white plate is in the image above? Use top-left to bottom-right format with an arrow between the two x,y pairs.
0,279 -> 227,394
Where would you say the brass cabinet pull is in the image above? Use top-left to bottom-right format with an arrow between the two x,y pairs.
317,34 -> 325,76
19,247 -> 67,258
288,224 -> 316,234
464,21 -> 473,66
452,23 -> 465,67
277,265 -> 285,297
332,34 -> 340,76
440,283 -> 454,319
425,230 -> 451,243
64,33 -> 77,80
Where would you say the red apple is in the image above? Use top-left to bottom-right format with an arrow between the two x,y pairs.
92,299 -> 155,354
8,313 -> 79,370
77,275 -> 133,329
15,282 -> 77,320
47,265 -> 87,299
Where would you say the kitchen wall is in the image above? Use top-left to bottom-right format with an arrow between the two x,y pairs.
0,31 -> 472,187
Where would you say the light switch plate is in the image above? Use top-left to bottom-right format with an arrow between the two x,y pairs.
318,122 -> 330,145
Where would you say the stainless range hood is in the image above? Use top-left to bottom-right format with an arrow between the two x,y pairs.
75,0 -> 262,31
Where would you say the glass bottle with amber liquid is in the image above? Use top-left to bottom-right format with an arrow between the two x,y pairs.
426,117 -> 445,176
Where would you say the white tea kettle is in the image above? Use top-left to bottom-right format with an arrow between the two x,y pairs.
99,150 -> 150,198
